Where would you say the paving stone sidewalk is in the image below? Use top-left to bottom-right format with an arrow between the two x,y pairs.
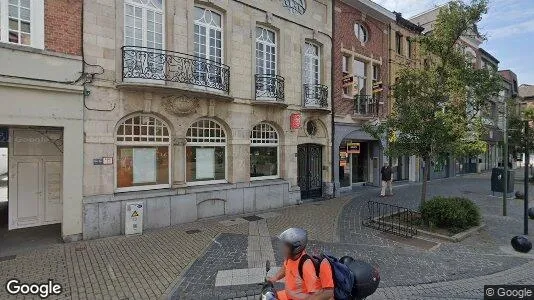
1,171 -> 533,300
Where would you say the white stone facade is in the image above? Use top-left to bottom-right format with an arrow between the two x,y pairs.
82,0 -> 333,239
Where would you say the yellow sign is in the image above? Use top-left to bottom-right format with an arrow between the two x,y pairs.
131,211 -> 139,218
347,142 -> 361,154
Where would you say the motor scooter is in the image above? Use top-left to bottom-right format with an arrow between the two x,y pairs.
259,257 -> 380,300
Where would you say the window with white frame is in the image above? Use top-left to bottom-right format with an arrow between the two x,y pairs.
304,42 -> 320,85
124,0 -> 164,48
186,119 -> 226,184
0,0 -> 44,48
256,27 -> 277,76
354,59 -> 367,95
354,23 -> 368,43
250,123 -> 279,179
342,55 -> 350,96
116,114 -> 171,191
194,6 -> 223,86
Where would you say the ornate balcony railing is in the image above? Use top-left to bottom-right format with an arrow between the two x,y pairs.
122,46 -> 230,93
354,95 -> 379,116
303,84 -> 328,108
255,74 -> 285,102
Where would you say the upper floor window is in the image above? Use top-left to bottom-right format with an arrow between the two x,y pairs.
395,32 -> 403,55
372,65 -> 380,81
0,0 -> 44,48
354,59 -> 366,95
256,27 -> 277,76
124,0 -> 164,48
407,38 -> 413,59
194,7 -> 222,63
304,42 -> 320,85
116,114 -> 171,191
342,55 -> 350,96
354,23 -> 368,43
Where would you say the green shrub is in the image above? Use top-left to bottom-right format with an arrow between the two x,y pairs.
420,197 -> 481,232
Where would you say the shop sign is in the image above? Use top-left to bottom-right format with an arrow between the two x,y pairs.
290,113 -> 302,129
347,142 -> 361,154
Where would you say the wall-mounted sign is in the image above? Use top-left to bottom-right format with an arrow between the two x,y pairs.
290,113 -> 302,130
93,157 -> 114,165
342,75 -> 354,87
347,142 -> 361,154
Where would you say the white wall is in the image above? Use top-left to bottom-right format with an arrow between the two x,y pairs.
0,148 -> 7,175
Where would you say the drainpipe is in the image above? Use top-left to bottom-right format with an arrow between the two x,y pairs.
331,0 -> 336,198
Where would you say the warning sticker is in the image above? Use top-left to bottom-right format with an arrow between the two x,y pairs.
131,211 -> 139,218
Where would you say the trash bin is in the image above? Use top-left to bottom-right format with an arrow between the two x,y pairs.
491,168 -> 514,193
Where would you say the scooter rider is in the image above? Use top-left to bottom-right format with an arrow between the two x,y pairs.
267,228 -> 334,300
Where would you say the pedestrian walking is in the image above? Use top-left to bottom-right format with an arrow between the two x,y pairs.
380,162 -> 393,197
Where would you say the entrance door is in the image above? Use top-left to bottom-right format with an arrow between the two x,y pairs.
297,144 -> 322,200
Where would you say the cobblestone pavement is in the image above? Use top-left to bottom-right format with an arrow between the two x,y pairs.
1,171 -> 533,299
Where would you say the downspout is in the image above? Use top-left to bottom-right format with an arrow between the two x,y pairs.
331,0 -> 336,198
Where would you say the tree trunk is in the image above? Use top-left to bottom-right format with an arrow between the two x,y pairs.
421,156 -> 431,206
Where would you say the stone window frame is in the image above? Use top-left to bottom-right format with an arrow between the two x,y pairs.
250,122 -> 280,181
185,118 -> 228,186
114,113 -> 173,193
354,22 -> 368,44
0,0 -> 44,49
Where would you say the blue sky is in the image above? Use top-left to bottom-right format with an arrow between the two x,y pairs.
372,0 -> 534,84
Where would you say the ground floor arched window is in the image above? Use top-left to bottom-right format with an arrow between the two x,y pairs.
250,123 -> 279,180
186,119 -> 227,184
115,114 -> 171,191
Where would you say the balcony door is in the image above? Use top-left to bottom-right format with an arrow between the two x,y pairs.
194,7 -> 223,89
304,42 -> 320,106
123,0 -> 164,80
255,27 -> 277,99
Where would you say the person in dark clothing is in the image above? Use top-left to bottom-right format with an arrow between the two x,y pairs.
380,162 -> 393,196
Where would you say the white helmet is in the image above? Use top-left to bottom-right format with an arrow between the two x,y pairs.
278,227 -> 308,257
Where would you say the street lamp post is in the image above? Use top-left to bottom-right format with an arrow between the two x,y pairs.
524,120 -> 530,235
503,101 -> 508,216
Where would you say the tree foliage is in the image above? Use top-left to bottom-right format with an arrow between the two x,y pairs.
509,106 -> 534,158
365,0 -> 501,203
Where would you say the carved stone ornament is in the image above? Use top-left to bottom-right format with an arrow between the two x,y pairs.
161,95 -> 199,116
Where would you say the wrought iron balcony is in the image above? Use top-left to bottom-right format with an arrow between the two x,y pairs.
354,95 -> 379,116
121,46 -> 230,93
303,84 -> 329,108
254,74 -> 285,103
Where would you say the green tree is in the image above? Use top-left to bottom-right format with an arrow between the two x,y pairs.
509,106 -> 534,159
366,0 -> 501,204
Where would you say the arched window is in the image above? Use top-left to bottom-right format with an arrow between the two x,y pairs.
116,114 -> 171,191
354,23 -> 368,43
186,119 -> 227,184
124,0 -> 164,48
250,123 -> 279,179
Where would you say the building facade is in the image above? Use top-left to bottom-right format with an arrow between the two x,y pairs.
82,0 -> 333,239
333,0 -> 394,195
0,0 -> 84,241
388,12 -> 424,182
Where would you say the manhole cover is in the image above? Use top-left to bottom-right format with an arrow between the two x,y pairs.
242,215 -> 264,222
185,229 -> 201,234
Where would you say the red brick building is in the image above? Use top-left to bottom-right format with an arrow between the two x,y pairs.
0,0 -> 84,242
333,0 -> 395,194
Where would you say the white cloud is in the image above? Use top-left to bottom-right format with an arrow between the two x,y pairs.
486,19 -> 534,39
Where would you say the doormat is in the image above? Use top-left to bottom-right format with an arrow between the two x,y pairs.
242,215 -> 264,222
